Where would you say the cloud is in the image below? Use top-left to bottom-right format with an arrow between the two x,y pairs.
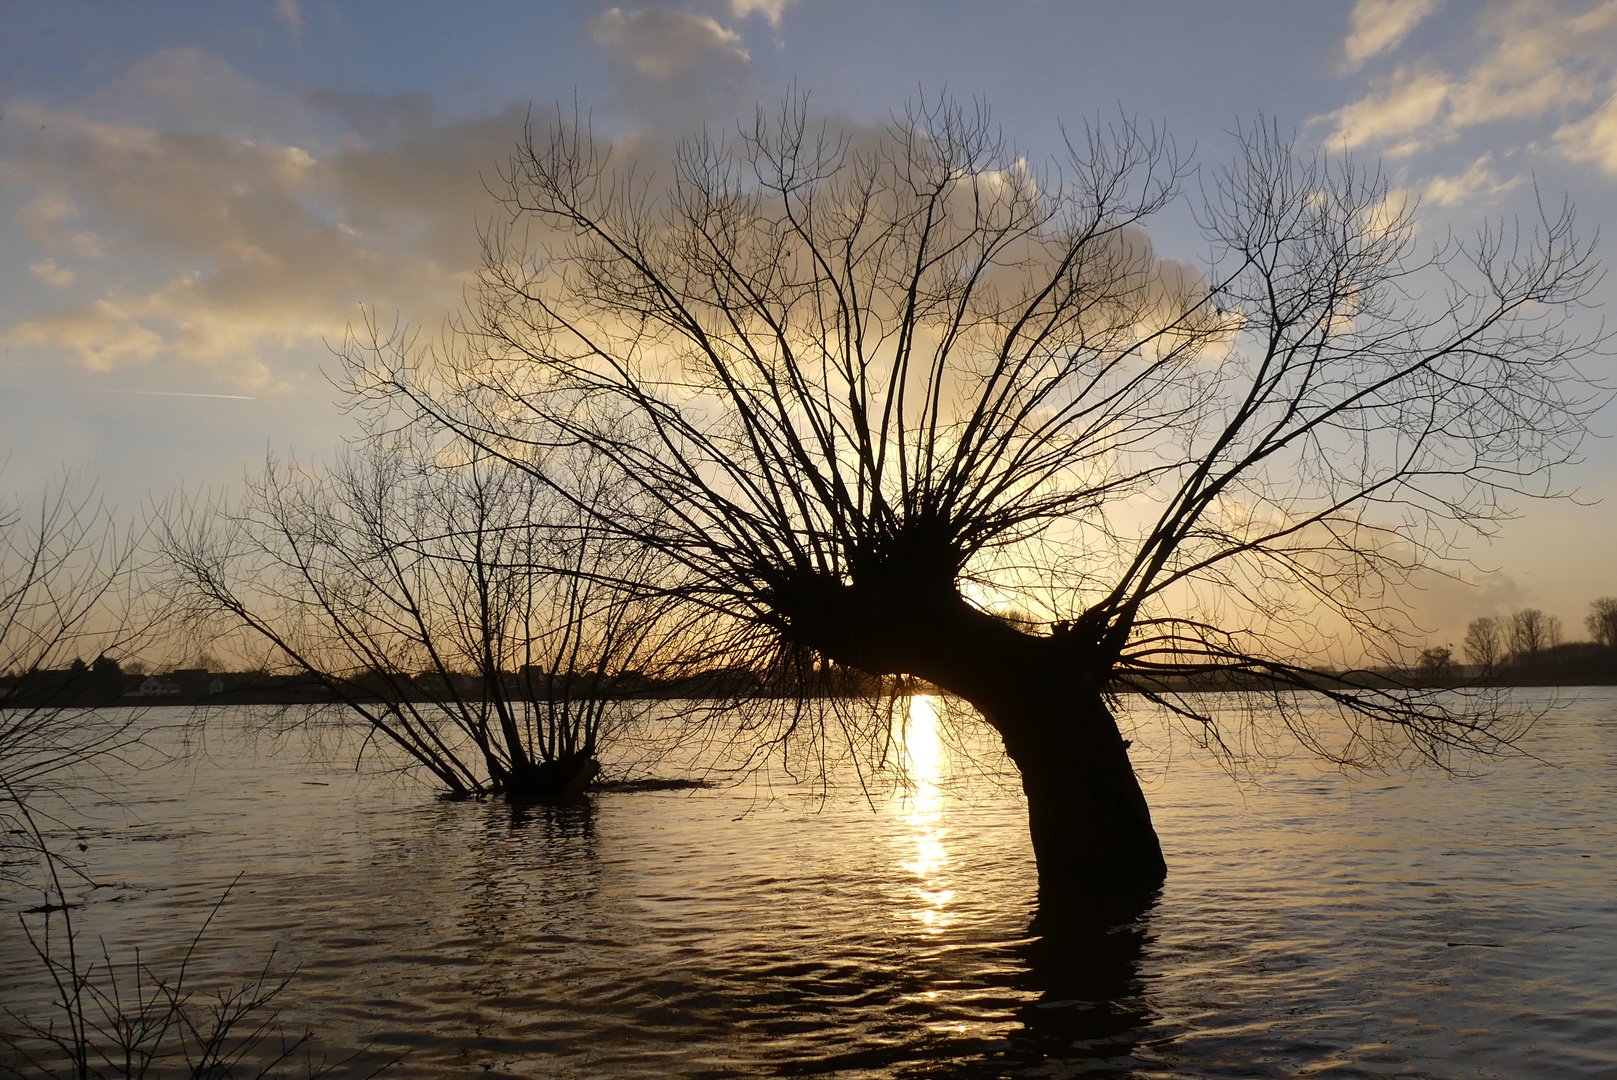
1329,68 -> 1450,149
1555,89 -> 1617,170
28,258 -> 76,287
729,0 -> 793,26
2,47 -> 1194,403
274,0 -> 304,34
1446,1 -> 1617,126
18,192 -> 106,258
1342,0 -> 1441,72
1402,564 -> 1527,647
2,60 -> 527,389
1422,152 -> 1521,205
1322,0 -> 1617,159
9,299 -> 168,373
591,7 -> 749,79
589,6 -> 761,131
300,88 -> 434,140
104,47 -> 296,140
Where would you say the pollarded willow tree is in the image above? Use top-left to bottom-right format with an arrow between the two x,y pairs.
351,97 -> 1601,905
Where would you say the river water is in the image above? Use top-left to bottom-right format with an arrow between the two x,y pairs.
2,691 -> 1615,1078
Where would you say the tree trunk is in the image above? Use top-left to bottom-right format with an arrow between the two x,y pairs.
503,751 -> 599,802
987,683 -> 1166,913
787,579 -> 1167,909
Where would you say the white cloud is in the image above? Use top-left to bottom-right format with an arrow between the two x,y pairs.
18,192 -> 107,258
588,6 -> 761,132
1422,153 -> 1522,205
9,299 -> 167,373
1322,0 -> 1617,159
591,7 -> 749,80
1446,1 -> 1617,126
729,0 -> 792,26
0,45 -> 1196,401
1556,90 -> 1617,170
1329,68 -> 1451,148
1343,0 -> 1441,71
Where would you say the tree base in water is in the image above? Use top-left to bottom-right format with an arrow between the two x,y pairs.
505,753 -> 600,802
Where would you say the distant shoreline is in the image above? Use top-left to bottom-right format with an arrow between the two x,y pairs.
4,661 -> 1614,710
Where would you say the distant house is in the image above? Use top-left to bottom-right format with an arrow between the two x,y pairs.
140,676 -> 182,696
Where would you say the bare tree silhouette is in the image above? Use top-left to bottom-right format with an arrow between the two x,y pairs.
162,428 -> 686,801
345,96 -> 1601,905
1508,608 -> 1563,661
2,473 -> 151,878
1587,597 -> 1617,649
1464,616 -> 1506,676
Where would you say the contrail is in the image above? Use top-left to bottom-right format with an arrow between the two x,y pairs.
92,388 -> 258,400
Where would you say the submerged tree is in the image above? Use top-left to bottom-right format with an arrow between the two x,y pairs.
163,430 -> 683,801
348,97 -> 1600,905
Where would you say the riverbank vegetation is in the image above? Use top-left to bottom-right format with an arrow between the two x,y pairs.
14,616 -> 1617,712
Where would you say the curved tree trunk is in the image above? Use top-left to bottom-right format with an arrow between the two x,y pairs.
788,579 -> 1166,909
988,685 -> 1165,912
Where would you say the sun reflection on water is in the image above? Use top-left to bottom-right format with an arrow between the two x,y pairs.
897,695 -> 955,933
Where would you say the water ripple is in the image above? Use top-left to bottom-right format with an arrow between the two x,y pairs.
3,691 -> 1616,1077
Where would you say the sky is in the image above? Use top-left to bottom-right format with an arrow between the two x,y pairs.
3,0 -> 1616,654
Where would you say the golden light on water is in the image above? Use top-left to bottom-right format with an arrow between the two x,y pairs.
897,695 -> 955,932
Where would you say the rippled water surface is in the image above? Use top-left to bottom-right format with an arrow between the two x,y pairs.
3,691 -> 1616,1078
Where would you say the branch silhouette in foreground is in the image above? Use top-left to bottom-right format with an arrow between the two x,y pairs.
1,478 -> 388,1077
1,473 -> 151,880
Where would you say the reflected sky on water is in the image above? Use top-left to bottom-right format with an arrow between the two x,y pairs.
3,690 -> 1616,1077
896,695 -> 954,937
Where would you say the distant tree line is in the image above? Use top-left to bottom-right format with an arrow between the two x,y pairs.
1442,597 -> 1617,683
